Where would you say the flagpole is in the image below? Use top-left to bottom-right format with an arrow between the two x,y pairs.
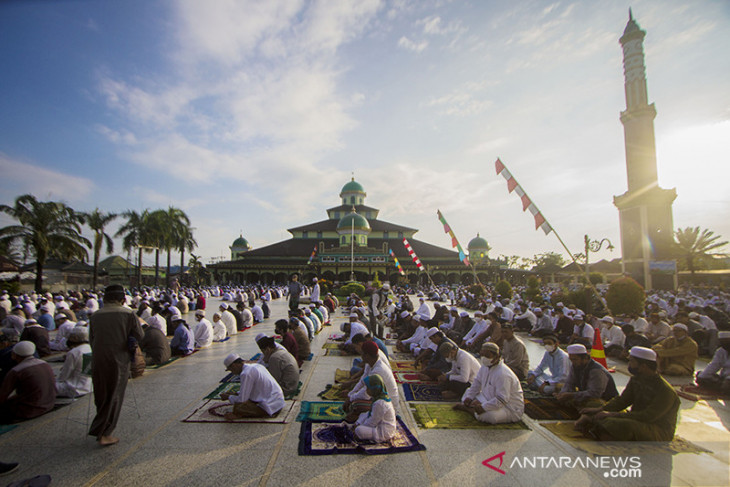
350,211 -> 355,282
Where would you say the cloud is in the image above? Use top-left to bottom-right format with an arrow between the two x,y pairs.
0,153 -> 94,203
397,36 -> 428,52
425,81 -> 493,116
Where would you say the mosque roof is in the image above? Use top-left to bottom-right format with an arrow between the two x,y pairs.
467,234 -> 490,251
231,235 -> 251,250
288,218 -> 416,234
337,211 -> 370,232
326,204 -> 379,215
340,178 -> 365,195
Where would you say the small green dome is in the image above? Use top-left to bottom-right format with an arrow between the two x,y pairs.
337,211 -> 371,232
231,235 -> 251,250
468,233 -> 490,251
340,178 -> 365,195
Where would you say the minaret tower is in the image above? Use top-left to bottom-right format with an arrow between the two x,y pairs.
613,10 -> 677,289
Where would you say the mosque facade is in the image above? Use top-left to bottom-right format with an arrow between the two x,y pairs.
210,179 -> 512,286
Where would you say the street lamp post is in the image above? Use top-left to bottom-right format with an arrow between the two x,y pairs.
583,234 -> 614,313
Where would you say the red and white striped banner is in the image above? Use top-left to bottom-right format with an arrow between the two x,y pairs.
403,238 -> 425,271
495,158 -> 552,235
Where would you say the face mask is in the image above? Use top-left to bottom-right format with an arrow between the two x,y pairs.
445,357 -> 454,364
545,345 -> 556,353
480,357 -> 491,368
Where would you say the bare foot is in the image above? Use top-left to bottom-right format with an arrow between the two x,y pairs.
98,436 -> 119,446
441,391 -> 458,400
223,412 -> 240,420
417,373 -> 431,381
452,403 -> 472,413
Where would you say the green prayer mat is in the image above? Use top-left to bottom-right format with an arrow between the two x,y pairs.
410,403 -> 530,430
335,369 -> 351,383
296,401 -> 346,422
542,422 -> 711,456
147,356 -> 181,369
207,381 -> 302,400
324,349 -> 348,357
322,342 -> 341,350
524,397 -> 580,421
318,383 -> 349,401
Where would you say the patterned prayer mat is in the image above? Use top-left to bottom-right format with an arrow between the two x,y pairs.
389,360 -> 418,372
220,372 -> 239,383
524,397 -> 580,421
328,334 -> 343,341
394,372 -> 436,384
182,399 -> 297,423
250,353 -> 262,361
541,421 -> 711,455
207,381 -> 303,400
147,356 -> 182,369
317,383 -> 349,401
298,416 -> 426,455
322,342 -> 341,350
675,384 -> 729,402
296,401 -> 346,422
334,369 -> 351,383
324,349 -> 348,357
410,403 -> 530,430
390,352 -> 414,360
401,383 -> 451,402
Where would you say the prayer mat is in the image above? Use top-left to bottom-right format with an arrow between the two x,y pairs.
147,356 -> 181,369
298,416 -> 426,455
334,369 -> 351,383
216,337 -> 231,342
389,360 -> 418,372
249,353 -> 262,361
322,342 -> 341,350
410,403 -> 529,430
324,349 -> 348,357
182,399 -> 297,423
528,338 -> 544,344
206,382 -> 239,400
328,333 -> 343,341
296,401 -> 346,422
317,383 -> 349,401
541,421 -> 711,456
285,381 -> 303,400
220,372 -> 240,383
42,352 -> 67,363
675,384 -> 729,402
401,383 -> 451,402
521,387 -> 548,400
390,352 -> 414,360
524,397 -> 580,421
394,372 -> 435,384
0,424 -> 18,436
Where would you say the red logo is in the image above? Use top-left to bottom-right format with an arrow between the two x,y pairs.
483,451 -> 506,475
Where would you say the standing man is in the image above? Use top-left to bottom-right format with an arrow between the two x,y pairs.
288,274 -> 303,313
88,285 -> 143,446
310,277 -> 321,304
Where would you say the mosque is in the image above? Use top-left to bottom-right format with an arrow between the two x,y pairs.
209,179 -> 503,286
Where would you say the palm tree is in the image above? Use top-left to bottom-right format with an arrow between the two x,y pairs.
156,206 -> 191,288
188,253 -> 204,286
83,208 -> 118,290
0,194 -> 90,292
178,225 -> 197,285
116,209 -> 151,287
145,210 -> 168,287
674,226 -> 728,275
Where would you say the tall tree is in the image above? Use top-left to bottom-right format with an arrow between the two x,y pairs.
160,206 -> 191,287
145,210 -> 168,287
178,225 -> 197,285
83,209 -> 118,290
0,194 -> 90,292
115,209 -> 152,287
674,227 -> 728,275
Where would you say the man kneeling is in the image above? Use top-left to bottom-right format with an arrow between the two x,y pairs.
220,353 -> 284,420
454,343 -> 524,424
575,346 -> 679,441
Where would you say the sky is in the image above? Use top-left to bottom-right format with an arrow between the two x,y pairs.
1,0 -> 728,269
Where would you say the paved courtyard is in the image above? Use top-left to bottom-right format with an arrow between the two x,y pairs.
0,296 -> 728,487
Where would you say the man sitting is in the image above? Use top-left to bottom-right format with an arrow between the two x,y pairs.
256,337 -> 299,397
274,320 -> 300,366
338,316 -> 369,354
0,341 -> 56,423
569,315 -> 594,349
49,314 -> 75,351
289,318 -> 310,365
530,307 -> 555,338
600,316 -> 625,358
19,319 -> 51,357
454,342 -> 524,424
140,322 -> 172,366
619,324 -> 651,361
526,335 -> 570,394
343,341 -> 398,422
55,327 -> 92,398
576,347 -> 680,441
169,318 -> 195,356
500,324 -> 529,381
557,344 -> 618,410
220,354 -> 285,420
192,310 -> 213,349
652,324 -> 698,376
695,331 -> 730,394
438,341 -> 481,400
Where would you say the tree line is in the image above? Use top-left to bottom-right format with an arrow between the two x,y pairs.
0,194 -> 196,292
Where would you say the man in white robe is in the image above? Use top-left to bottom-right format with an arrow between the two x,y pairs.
211,313 -> 227,341
55,327 -> 92,397
193,310 -> 213,349
220,354 -> 285,419
219,304 -> 237,336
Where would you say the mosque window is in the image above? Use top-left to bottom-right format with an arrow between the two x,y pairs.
341,236 -> 346,244
303,231 -> 308,238
317,231 -> 322,238
398,232 -> 403,238
335,212 -> 340,219
383,231 -> 389,239
350,196 -> 355,204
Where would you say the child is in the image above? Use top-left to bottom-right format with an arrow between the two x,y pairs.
354,374 -> 397,442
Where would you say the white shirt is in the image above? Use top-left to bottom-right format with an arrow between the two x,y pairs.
311,283 -> 320,303
349,356 -> 399,409
220,310 -> 237,336
602,325 -> 625,348
231,364 -> 285,416
698,347 -> 730,380
212,319 -> 227,341
463,360 -> 524,419
49,321 -> 76,351
415,302 -> 431,320
355,399 -> 397,443
346,322 -> 369,345
147,314 -> 167,334
56,344 -> 93,396
251,305 -> 264,322
194,318 -> 214,348
463,319 -> 489,345
447,349 -> 481,384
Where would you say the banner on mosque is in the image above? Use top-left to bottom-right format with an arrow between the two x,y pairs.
436,210 -> 470,267
307,245 -> 317,265
388,248 -> 406,275
402,238 -> 425,271
495,158 -> 552,235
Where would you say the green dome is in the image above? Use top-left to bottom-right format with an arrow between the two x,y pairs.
231,235 -> 251,250
337,211 -> 371,232
468,233 -> 490,251
340,178 -> 365,195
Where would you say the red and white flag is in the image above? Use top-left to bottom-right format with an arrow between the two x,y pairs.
403,238 -> 425,271
495,158 -> 552,235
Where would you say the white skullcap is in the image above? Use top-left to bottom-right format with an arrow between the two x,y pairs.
573,314 -> 584,321
223,353 -> 241,368
556,302 -> 564,307
474,310 -> 484,316
419,297 -> 425,302
426,327 -> 439,338
39,305 -> 50,312
313,277 -> 318,282
413,315 -> 421,321
13,341 -> 36,357
459,312 -> 469,317
688,312 -> 699,319
718,331 -> 730,339
68,327 -> 89,342
304,308 -> 311,313
255,333 -> 267,342
349,313 -> 358,318
450,307 -> 457,311
673,323 -> 688,332
195,309 -> 205,316
566,344 -> 588,355
601,316 -> 614,324
400,311 -> 410,318
213,312 -> 221,318
219,303 -> 228,309
382,284 -> 390,290
25,319 -> 37,325
629,346 -> 657,361
54,314 -> 66,320
534,308 -> 542,313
